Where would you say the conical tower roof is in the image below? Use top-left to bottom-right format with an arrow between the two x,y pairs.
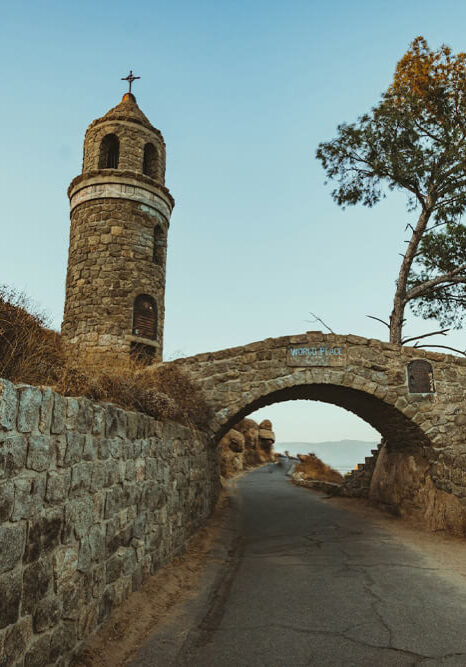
88,93 -> 161,136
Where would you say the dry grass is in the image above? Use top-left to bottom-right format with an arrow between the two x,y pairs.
295,453 -> 344,484
0,286 -> 211,427
0,286 -> 63,386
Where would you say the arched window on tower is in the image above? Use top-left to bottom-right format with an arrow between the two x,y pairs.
132,295 -> 157,340
142,143 -> 158,179
153,226 -> 165,265
98,134 -> 119,169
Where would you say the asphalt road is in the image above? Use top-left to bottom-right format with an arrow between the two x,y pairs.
134,467 -> 466,666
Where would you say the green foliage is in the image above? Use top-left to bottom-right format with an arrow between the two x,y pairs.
316,36 -> 466,337
409,224 -> 466,327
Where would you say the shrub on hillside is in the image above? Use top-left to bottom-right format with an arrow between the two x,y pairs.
0,286 -> 211,427
294,453 -> 344,484
0,286 -> 63,386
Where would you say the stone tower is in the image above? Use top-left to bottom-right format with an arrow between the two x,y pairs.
62,92 -> 174,363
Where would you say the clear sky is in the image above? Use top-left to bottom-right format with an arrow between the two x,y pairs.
1,0 -> 465,445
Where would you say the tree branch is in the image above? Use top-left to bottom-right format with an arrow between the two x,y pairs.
405,264 -> 466,301
306,312 -> 335,334
402,328 -> 449,345
366,315 -> 390,329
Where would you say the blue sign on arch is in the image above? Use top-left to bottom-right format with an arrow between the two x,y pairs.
287,346 -> 346,367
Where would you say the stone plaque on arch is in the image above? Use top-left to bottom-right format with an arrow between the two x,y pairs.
407,360 -> 435,393
287,345 -> 346,367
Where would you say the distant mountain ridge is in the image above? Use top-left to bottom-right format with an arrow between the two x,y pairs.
277,439 -> 377,449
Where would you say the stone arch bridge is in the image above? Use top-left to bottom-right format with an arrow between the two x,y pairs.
171,332 -> 466,532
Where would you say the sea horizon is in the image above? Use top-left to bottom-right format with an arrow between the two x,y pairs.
275,439 -> 379,474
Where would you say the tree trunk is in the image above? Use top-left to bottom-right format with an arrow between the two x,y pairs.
388,202 -> 433,344
389,298 -> 405,344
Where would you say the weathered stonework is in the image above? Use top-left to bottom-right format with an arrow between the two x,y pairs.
62,93 -> 174,361
171,331 -> 466,532
0,379 -> 219,665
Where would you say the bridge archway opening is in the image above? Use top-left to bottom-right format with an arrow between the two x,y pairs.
249,399 -> 379,473
214,383 -> 432,454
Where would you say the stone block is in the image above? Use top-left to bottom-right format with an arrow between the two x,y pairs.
77,601 -> 98,640
64,432 -> 85,465
78,537 -> 92,572
54,435 -> 67,467
66,496 -> 94,541
92,490 -> 106,521
108,437 -> 122,458
76,399 -> 93,434
90,462 -> 106,493
97,586 -> 114,624
0,481 -> 14,522
45,470 -> 71,504
132,512 -> 147,540
0,379 -> 17,431
27,434 -> 50,472
53,546 -> 78,589
24,509 -> 63,563
135,458 -> 146,481
39,388 -> 54,434
125,459 -> 135,480
106,406 -> 127,438
106,522 -> 132,558
104,486 -> 124,519
105,459 -> 120,486
51,394 -> 66,434
0,522 -> 26,573
24,631 -> 52,667
127,412 -> 139,440
91,564 -> 105,600
33,597 -> 62,632
82,434 -> 97,461
18,386 -> 42,433
142,480 -> 166,511
60,576 -> 87,621
92,405 -> 105,436
89,524 -> 106,562
22,558 -> 53,615
70,462 -> 92,496
0,568 -> 22,628
12,475 -> 45,521
113,575 -> 132,605
49,622 -> 76,663
3,615 -> 32,664
97,437 -> 109,460
0,433 -> 27,479
65,398 -> 79,430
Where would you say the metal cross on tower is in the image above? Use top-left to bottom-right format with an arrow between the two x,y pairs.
121,70 -> 141,94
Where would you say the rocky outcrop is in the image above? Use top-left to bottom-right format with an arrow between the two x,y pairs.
369,442 -> 466,535
220,417 -> 275,478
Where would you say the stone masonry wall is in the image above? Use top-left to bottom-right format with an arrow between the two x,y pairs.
0,379 -> 219,666
62,196 -> 168,358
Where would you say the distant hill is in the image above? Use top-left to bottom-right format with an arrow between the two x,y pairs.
276,440 -> 379,473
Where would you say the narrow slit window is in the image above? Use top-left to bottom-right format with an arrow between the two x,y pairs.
132,295 -> 157,340
153,226 -> 165,265
143,143 -> 158,179
99,134 -> 119,169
